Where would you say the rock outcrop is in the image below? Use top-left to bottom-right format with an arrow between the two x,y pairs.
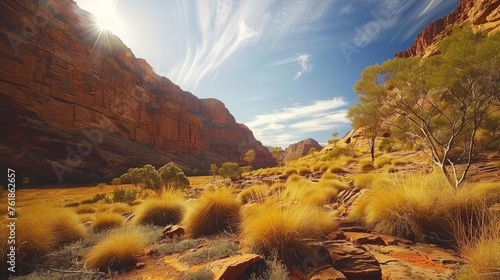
283,138 -> 323,162
0,0 -> 274,184
396,0 -> 500,58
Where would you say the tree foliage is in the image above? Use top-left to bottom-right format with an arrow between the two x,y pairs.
119,162 -> 190,192
350,27 -> 500,187
218,162 -> 242,181
271,147 -> 284,166
158,162 -> 190,190
243,149 -> 255,168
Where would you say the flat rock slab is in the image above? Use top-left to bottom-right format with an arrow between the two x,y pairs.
307,265 -> 347,280
162,225 -> 185,239
318,240 -> 383,280
208,254 -> 263,280
366,244 -> 464,280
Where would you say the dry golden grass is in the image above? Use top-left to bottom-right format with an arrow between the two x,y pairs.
283,167 -> 298,175
241,200 -> 336,264
349,173 -> 500,245
92,213 -> 125,232
183,188 -> 241,237
297,166 -> 312,176
281,179 -> 338,206
374,155 -> 393,169
109,203 -> 133,214
359,162 -> 376,173
85,228 -> 145,271
0,206 -> 87,267
328,166 -> 347,174
78,213 -> 95,224
134,191 -> 185,226
352,174 -> 377,188
237,184 -> 269,204
74,204 -> 97,214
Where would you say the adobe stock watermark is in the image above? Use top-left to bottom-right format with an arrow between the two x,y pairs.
49,85 -> 152,182
340,0 -> 416,63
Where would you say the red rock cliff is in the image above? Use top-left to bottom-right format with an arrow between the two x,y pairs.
283,138 -> 323,163
0,0 -> 274,184
396,0 -> 500,58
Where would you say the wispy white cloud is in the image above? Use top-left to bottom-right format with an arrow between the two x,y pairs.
293,54 -> 312,81
167,0 -> 333,92
339,4 -> 355,16
245,98 -> 350,147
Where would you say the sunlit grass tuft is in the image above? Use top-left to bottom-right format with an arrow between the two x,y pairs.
134,190 -> 185,226
241,200 -> 336,265
85,228 -> 145,271
92,212 -> 125,232
237,184 -> 269,204
183,188 -> 241,237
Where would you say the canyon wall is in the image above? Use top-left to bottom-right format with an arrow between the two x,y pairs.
0,0 -> 274,184
396,0 -> 500,58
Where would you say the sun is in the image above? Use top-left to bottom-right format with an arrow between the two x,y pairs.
76,0 -> 124,34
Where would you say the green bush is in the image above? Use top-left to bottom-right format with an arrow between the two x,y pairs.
218,162 -> 242,181
320,146 -> 354,161
158,162 -> 190,189
111,178 -> 121,185
112,188 -> 137,204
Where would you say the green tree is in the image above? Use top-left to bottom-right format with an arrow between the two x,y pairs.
352,27 -> 500,187
243,149 -> 255,168
327,132 -> 341,145
209,164 -> 218,179
158,162 -> 190,190
139,164 -> 162,192
218,162 -> 242,181
348,65 -> 391,162
271,147 -> 284,166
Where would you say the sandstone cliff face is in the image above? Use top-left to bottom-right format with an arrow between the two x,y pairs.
283,138 -> 323,162
0,0 -> 274,184
396,0 -> 500,58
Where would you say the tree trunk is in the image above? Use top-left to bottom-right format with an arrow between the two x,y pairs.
369,136 -> 376,162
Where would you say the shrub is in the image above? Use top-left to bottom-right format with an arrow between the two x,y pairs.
237,184 -> 269,204
134,193 -> 185,226
320,172 -> 336,181
85,228 -> 145,271
96,183 -> 107,190
111,178 -> 121,185
158,162 -> 190,189
378,138 -> 394,153
64,201 -> 80,208
92,213 -> 125,232
81,193 -> 107,204
112,188 -> 137,204
359,162 -> 376,173
183,188 -> 241,238
218,162 -> 243,181
320,146 -> 354,161
241,201 -> 336,265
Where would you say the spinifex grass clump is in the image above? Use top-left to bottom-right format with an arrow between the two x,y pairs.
0,206 -> 86,272
183,188 -> 241,238
241,200 -> 336,265
85,228 -> 145,271
349,173 -> 500,246
92,212 -> 125,232
134,190 -> 185,226
237,184 -> 269,204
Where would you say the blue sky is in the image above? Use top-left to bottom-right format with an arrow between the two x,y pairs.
75,0 -> 459,148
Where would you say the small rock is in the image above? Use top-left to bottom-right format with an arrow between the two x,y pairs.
135,262 -> 145,269
307,266 -> 347,280
208,254 -> 263,280
344,232 -> 387,246
162,225 -> 185,239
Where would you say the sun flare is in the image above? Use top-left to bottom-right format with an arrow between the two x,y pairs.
77,0 -> 124,35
